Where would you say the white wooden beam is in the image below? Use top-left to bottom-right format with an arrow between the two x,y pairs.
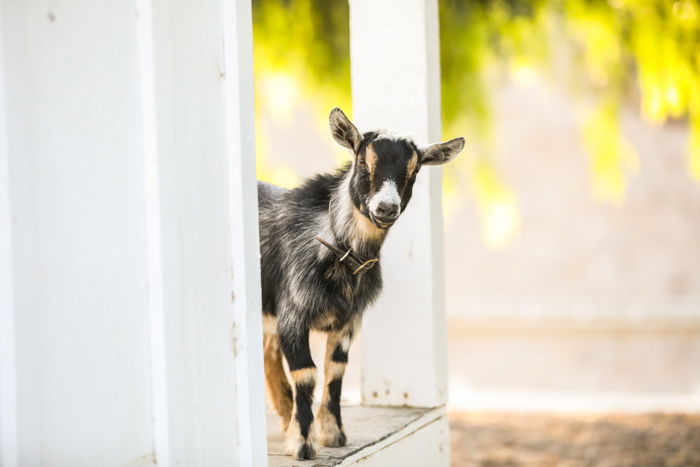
0,2 -> 18,465
2,1 -> 156,464
138,0 -> 266,464
1,0 -> 266,465
223,0 -> 269,465
350,0 -> 448,408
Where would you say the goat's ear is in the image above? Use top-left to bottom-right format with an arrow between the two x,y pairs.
329,107 -> 362,153
420,137 -> 465,166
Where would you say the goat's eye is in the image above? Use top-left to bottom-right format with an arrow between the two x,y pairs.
357,157 -> 366,166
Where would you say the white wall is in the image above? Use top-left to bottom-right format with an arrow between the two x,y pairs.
0,1 -> 266,465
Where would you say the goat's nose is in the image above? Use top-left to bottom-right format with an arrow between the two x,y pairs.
376,202 -> 400,219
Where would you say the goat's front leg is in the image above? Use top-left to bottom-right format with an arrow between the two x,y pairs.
316,324 -> 355,447
279,324 -> 317,460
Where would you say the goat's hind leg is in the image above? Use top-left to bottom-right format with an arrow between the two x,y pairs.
279,324 -> 317,460
262,315 -> 293,430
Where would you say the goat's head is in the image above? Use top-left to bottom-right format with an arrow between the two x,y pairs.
329,107 -> 465,229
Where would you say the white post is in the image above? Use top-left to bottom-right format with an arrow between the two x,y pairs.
350,0 -> 448,408
1,1 -> 161,464
0,0 -> 266,465
0,2 -> 17,464
224,1 -> 269,465
223,0 -> 267,466
140,0 -> 266,464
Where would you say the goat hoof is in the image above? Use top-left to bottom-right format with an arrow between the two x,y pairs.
327,430 -> 346,447
295,442 -> 316,460
318,425 -> 347,447
285,419 -> 316,459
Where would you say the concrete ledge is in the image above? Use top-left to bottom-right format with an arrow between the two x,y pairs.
447,296 -> 700,331
267,406 -> 448,466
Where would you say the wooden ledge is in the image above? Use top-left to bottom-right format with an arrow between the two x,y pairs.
267,405 -> 447,466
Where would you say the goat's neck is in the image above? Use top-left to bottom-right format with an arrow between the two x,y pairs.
328,170 -> 387,257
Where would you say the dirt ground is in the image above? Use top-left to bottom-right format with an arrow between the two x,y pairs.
449,412 -> 700,467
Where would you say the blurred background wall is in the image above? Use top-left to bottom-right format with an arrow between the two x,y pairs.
252,0 -> 700,412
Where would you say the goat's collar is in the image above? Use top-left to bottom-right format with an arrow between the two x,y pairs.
315,237 -> 378,275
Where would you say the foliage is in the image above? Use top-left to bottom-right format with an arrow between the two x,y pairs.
252,0 -> 700,246
252,0 -> 351,186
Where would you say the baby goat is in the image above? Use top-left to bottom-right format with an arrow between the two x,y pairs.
258,108 -> 464,460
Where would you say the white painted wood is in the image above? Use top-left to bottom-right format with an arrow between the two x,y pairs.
135,1 -> 170,464
223,0 -> 269,465
141,0 -> 241,463
2,1 -> 155,464
266,406 -> 446,466
137,0 -> 266,464
1,0 -> 266,465
338,407 -> 447,466
349,0 -> 448,407
347,415 -> 450,466
0,2 -> 18,465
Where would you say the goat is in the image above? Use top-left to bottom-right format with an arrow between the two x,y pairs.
258,108 -> 464,460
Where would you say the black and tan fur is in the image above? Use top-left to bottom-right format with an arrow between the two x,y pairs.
258,108 -> 464,460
